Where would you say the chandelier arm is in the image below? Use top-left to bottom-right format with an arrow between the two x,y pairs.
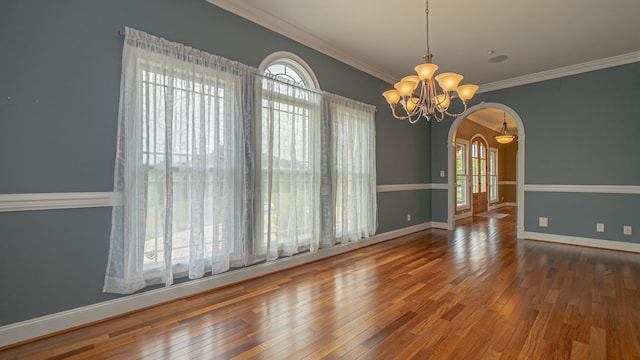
444,100 -> 468,117
389,104 -> 422,123
389,104 -> 410,120
425,80 -> 437,117
405,96 -> 423,118
418,81 -> 428,106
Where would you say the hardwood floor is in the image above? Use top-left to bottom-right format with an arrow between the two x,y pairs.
3,207 -> 640,359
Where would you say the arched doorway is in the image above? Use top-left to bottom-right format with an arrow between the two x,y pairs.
446,103 -> 525,238
470,135 -> 489,215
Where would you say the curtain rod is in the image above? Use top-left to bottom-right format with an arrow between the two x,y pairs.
114,28 -> 375,109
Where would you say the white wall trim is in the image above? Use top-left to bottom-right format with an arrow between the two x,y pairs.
0,181 -> 509,213
429,221 -> 448,229
524,232 -> 640,253
524,184 -> 640,195
207,3 -> 639,89
0,221 -> 439,348
0,192 -> 120,213
430,183 -> 448,190
488,202 -> 517,211
479,52 -> 640,93
0,184 -> 451,213
454,212 -> 472,221
376,183 -> 446,192
205,0 -> 396,84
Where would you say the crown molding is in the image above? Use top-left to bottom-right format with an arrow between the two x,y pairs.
206,2 -> 639,91
205,0 -> 397,84
478,51 -> 640,93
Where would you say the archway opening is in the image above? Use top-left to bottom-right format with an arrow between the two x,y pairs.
446,103 -> 525,238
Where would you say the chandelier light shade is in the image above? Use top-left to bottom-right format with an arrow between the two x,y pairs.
382,0 -> 478,123
494,112 -> 516,144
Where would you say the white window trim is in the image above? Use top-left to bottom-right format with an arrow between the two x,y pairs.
258,52 -> 322,256
455,138 -> 470,210
259,51 -> 320,89
489,147 -> 499,202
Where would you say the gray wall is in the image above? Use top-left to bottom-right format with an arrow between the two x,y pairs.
431,62 -> 640,240
0,0 -> 431,326
2,0 -> 637,330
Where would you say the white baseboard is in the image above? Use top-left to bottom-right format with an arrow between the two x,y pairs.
428,221 -> 448,229
0,222 -> 436,348
455,203 -> 516,220
524,232 -> 640,253
454,212 -> 472,221
489,202 -> 517,211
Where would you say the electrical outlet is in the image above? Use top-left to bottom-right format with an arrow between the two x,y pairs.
596,223 -> 604,232
440,170 -> 445,177
407,214 -> 411,222
624,226 -> 632,235
539,217 -> 548,227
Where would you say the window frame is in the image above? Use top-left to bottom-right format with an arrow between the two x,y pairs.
455,138 -> 470,210
489,147 -> 498,202
257,53 -> 321,256
138,60 -> 242,274
471,137 -> 488,194
259,51 -> 320,90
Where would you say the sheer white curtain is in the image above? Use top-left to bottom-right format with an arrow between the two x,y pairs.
260,76 -> 322,260
104,29 -> 378,294
104,27 -> 252,294
326,94 -> 377,244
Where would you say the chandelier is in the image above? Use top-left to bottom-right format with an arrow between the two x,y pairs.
382,0 -> 478,123
494,111 -> 516,144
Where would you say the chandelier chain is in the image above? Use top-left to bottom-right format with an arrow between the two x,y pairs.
425,0 -> 430,59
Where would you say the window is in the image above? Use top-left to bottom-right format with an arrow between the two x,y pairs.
259,54 -> 377,253
455,139 -> 469,208
140,66 -> 240,274
471,138 -> 487,193
104,30 -> 376,295
329,95 -> 377,244
105,27 -> 252,294
489,148 -> 498,202
260,56 -> 322,259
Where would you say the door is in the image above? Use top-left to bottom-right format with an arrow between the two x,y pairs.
471,137 -> 488,214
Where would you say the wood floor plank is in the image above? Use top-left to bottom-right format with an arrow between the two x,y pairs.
2,207 -> 640,359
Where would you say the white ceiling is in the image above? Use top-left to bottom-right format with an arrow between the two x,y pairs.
467,108 -> 517,135
206,0 -> 640,130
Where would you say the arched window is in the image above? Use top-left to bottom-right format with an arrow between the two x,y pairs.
471,138 -> 487,194
471,136 -> 488,214
106,30 -> 376,294
259,52 -> 322,260
260,51 -> 319,89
